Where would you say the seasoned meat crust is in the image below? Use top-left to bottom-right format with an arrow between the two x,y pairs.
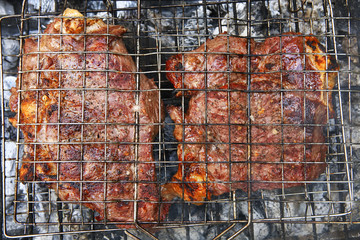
9,9 -> 167,227
163,33 -> 338,204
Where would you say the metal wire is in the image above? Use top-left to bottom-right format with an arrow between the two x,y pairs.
0,0 -> 358,239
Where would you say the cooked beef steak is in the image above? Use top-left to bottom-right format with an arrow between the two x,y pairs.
163,33 -> 338,204
9,9 -> 167,227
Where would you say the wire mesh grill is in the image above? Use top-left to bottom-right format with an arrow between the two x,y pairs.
1,0 -> 359,239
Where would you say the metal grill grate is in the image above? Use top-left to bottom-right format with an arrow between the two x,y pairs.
1,0 -> 359,239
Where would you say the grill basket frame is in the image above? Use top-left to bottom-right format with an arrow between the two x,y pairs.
1,0 -> 358,239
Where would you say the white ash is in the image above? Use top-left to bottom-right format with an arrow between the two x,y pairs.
115,1 -> 137,19
180,6 -> 213,48
0,0 -> 13,16
341,36 -> 359,64
143,1 -> 266,50
240,201 -> 270,240
212,2 -> 246,36
265,0 -> 330,39
339,60 -> 360,89
61,205 -> 93,235
156,226 -> 210,240
34,236 -> 61,240
27,0 -> 56,13
3,76 -> 16,117
144,1 -> 214,51
33,184 -> 60,237
1,39 -> 19,71
3,76 -> 16,101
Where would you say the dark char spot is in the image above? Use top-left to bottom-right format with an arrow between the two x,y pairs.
318,42 -> 326,53
306,40 -> 317,51
51,104 -> 58,111
265,63 -> 275,70
328,56 -> 339,71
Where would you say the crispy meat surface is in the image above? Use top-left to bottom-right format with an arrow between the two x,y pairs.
9,9 -> 167,227
163,33 -> 338,204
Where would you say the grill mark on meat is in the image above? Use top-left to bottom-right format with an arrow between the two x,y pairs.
10,9 -> 168,227
163,33 -> 338,204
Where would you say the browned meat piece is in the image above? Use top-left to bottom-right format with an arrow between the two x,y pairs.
163,33 -> 338,204
9,9 -> 168,227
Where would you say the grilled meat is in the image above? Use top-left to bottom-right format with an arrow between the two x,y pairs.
9,9 -> 167,227
163,33 -> 338,204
